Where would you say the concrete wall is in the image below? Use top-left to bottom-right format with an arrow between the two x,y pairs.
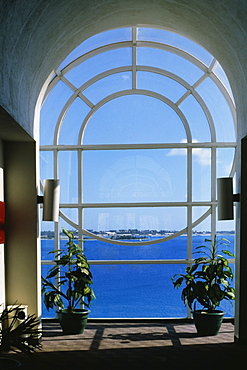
4,140 -> 40,318
0,140 -> 4,311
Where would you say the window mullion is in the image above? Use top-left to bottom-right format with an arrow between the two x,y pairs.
78,148 -> 83,246
187,146 -> 193,318
132,27 -> 137,89
211,146 -> 217,237
187,146 -> 193,261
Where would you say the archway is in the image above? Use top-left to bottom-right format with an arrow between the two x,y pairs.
40,26 -> 236,320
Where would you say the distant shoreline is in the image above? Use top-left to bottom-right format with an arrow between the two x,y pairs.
41,230 -> 235,240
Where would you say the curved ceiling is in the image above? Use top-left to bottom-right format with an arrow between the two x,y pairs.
0,0 -> 247,139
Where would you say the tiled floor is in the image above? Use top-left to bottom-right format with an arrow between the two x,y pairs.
8,320 -> 247,369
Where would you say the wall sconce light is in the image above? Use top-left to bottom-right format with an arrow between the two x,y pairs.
217,177 -> 240,220
37,179 -> 60,222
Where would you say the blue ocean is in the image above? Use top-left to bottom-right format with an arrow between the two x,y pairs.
41,234 -> 235,319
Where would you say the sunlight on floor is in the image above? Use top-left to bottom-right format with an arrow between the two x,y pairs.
41,321 -> 235,352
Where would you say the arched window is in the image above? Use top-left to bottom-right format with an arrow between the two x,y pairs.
40,27 -> 236,319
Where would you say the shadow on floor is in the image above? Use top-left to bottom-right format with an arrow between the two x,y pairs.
8,321 -> 247,370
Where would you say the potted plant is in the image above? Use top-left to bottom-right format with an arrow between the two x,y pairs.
172,236 -> 235,336
42,228 -> 95,334
0,304 -> 41,368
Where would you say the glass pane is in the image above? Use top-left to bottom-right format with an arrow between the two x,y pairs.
192,206 -> 210,227
65,48 -> 132,88
83,207 -> 187,234
212,61 -> 234,101
59,151 -> 78,203
220,263 -> 235,317
59,220 -> 78,236
196,78 -> 236,142
137,27 -> 214,67
89,264 -> 188,318
40,81 -> 73,145
58,97 -> 90,145
192,148 -> 211,201
83,72 -> 132,105
137,71 -> 187,102
60,208 -> 78,225
179,95 -> 211,142
216,148 -> 235,178
192,220 -> 235,260
82,149 -> 186,203
40,205 -> 55,236
59,28 -> 132,71
41,238 -> 55,261
41,264 -> 56,318
192,216 -> 211,253
40,151 -> 54,182
137,47 -> 204,85
83,95 -> 187,144
216,215 -> 235,235
84,234 -> 187,260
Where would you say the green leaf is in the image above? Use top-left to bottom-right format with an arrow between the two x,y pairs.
194,257 -> 208,264
48,249 -> 61,255
188,264 -> 199,274
46,266 -> 59,279
83,286 -> 91,295
66,288 -> 72,299
54,294 -> 64,308
220,278 -> 229,288
226,291 -> 235,300
62,227 -> 74,239
222,249 -> 235,258
195,245 -> 208,250
208,284 -> 224,306
172,276 -> 184,288
59,255 -> 71,265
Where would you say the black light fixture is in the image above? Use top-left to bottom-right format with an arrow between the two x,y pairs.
217,177 -> 240,220
37,179 -> 60,222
